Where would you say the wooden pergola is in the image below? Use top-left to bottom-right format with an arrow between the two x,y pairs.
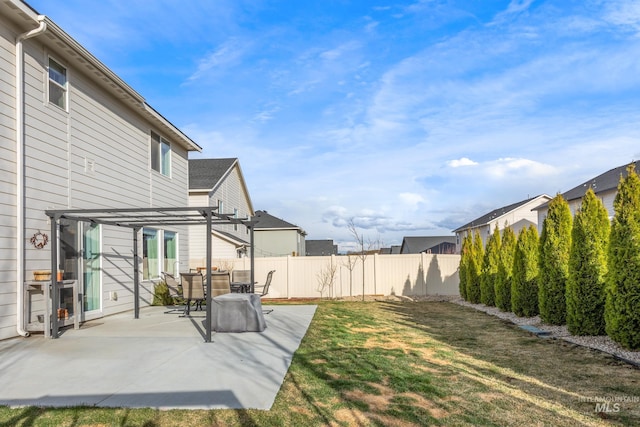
44,206 -> 255,342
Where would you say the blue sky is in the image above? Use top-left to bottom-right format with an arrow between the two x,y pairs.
28,0 -> 640,251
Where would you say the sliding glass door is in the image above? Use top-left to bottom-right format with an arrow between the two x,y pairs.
83,222 -> 102,315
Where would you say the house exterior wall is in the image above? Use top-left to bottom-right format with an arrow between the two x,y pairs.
536,190 -> 616,233
455,196 -> 549,252
0,17 -> 18,340
209,165 -> 252,240
187,164 -> 253,262
254,229 -> 303,257
0,12 -> 193,340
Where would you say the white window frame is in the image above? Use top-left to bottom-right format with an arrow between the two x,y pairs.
48,56 -> 68,110
143,228 -> 179,280
150,131 -> 171,177
234,208 -> 239,231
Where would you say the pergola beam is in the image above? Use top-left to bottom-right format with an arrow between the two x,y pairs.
44,206 -> 254,342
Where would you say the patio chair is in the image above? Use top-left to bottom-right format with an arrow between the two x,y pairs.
162,272 -> 183,314
210,271 -> 231,297
180,272 -> 205,315
253,270 -> 275,314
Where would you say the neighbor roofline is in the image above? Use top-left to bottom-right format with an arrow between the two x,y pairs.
452,194 -> 551,233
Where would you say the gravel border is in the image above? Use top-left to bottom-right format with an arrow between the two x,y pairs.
409,295 -> 640,367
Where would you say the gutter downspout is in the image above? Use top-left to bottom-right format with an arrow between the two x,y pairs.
16,17 -> 47,337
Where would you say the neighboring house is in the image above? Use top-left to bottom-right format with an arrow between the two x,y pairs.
390,245 -> 402,254
252,210 -> 306,257
400,236 -> 457,255
534,162 -> 639,228
306,239 -> 338,256
453,194 -> 552,252
1,1 -> 201,340
188,158 -> 254,261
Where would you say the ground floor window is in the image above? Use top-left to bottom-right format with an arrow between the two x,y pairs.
143,228 -> 178,279
164,231 -> 177,275
143,228 -> 159,280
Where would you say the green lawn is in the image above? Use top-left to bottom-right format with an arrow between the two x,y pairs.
1,300 -> 638,426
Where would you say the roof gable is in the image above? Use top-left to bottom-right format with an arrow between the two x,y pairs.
453,194 -> 550,233
253,210 -> 304,233
189,158 -> 237,190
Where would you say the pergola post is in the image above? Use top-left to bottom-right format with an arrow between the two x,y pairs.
205,209 -> 212,342
250,224 -> 255,287
133,227 -> 140,319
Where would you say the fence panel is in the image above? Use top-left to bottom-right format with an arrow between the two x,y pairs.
200,253 -> 461,299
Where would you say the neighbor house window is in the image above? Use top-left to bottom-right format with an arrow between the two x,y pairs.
48,57 -> 67,109
143,228 -> 159,280
150,131 -> 171,176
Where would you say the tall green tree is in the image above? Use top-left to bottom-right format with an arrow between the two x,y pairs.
480,226 -> 501,306
466,230 -> 484,304
458,232 -> 471,300
605,164 -> 640,349
566,188 -> 609,336
512,225 -> 539,317
538,194 -> 572,325
495,225 -> 516,312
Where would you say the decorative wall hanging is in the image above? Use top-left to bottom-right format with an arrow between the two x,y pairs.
30,231 -> 49,249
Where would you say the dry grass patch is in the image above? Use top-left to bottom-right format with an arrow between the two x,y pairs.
1,300 -> 638,426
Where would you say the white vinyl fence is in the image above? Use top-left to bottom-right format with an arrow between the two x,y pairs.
189,253 -> 461,299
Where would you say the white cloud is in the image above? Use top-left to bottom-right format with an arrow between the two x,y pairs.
186,38 -> 249,82
447,157 -> 478,168
483,157 -> 556,179
398,192 -> 425,207
604,0 -> 640,31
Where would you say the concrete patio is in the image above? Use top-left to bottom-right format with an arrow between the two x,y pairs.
0,304 -> 317,410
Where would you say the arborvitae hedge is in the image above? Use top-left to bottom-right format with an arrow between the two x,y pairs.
459,233 -> 471,300
512,225 -> 539,317
566,188 -> 609,336
480,227 -> 501,306
605,164 -> 640,349
538,194 -> 572,325
466,230 -> 484,304
495,226 -> 516,312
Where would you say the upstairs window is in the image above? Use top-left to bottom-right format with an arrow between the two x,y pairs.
234,208 -> 239,231
48,58 -> 67,110
150,131 -> 171,176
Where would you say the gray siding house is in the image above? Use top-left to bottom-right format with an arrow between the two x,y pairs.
253,210 -> 306,257
534,162 -> 639,229
400,236 -> 457,255
305,239 -> 338,256
188,158 -> 254,263
1,0 -> 201,340
453,194 -> 551,253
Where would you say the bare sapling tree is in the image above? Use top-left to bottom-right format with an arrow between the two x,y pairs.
347,218 -> 381,301
316,259 -> 338,299
342,254 -> 358,298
